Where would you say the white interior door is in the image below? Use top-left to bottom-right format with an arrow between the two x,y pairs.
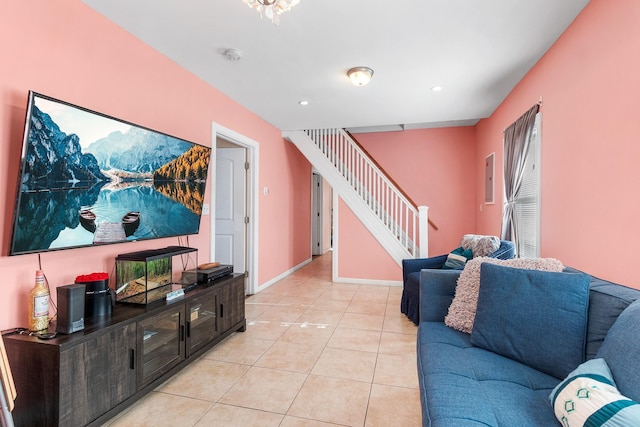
215,147 -> 246,275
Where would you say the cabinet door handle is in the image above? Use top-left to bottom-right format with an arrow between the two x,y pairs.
180,325 -> 185,342
186,321 -> 191,338
129,348 -> 135,370
220,303 -> 224,318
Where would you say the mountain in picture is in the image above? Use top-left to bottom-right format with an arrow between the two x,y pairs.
22,106 -> 108,190
153,145 -> 210,214
86,128 -> 192,174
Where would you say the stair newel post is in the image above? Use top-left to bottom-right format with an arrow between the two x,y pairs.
418,205 -> 429,258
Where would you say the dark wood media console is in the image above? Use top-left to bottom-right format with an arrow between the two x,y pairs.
4,273 -> 245,427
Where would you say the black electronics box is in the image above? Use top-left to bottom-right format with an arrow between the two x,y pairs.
56,284 -> 86,334
194,264 -> 234,284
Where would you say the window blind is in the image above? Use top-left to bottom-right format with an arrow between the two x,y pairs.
513,113 -> 541,258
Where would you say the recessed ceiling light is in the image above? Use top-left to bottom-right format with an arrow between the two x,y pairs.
298,100 -> 309,106
431,86 -> 443,92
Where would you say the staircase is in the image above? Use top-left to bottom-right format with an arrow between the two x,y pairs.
283,128 -> 430,266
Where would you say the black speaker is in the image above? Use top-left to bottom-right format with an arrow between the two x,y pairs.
56,284 -> 86,334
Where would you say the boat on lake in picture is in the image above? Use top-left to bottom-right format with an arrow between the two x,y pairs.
122,211 -> 140,237
79,209 -> 96,232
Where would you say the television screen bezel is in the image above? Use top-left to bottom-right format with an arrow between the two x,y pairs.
8,90 -> 212,256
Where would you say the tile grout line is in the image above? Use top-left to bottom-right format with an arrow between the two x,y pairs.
279,303 -> 344,424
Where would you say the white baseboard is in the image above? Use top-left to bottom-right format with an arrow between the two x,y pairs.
332,276 -> 402,287
253,254 -> 402,294
254,257 -> 313,293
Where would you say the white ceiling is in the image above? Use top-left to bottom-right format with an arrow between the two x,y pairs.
82,0 -> 589,132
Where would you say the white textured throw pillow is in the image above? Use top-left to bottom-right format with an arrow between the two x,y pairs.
460,234 -> 501,258
444,257 -> 564,333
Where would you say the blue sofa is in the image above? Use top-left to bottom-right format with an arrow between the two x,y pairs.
417,264 -> 640,426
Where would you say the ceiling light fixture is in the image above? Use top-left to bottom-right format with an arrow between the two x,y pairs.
298,100 -> 309,106
242,0 -> 301,25
431,86 -> 443,92
347,67 -> 374,86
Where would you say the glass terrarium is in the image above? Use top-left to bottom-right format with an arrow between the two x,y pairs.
114,246 -> 198,305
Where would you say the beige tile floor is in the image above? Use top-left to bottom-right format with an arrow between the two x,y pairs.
105,253 -> 421,427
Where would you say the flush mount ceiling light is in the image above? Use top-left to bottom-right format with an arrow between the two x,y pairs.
242,0 -> 301,25
347,67 -> 374,86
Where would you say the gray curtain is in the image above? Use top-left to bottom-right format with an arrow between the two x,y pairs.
501,104 -> 540,255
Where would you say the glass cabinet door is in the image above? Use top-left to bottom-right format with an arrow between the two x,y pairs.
137,307 -> 185,388
186,294 -> 217,356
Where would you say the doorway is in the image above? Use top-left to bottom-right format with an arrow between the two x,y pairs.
211,122 -> 259,295
312,173 -> 323,255
311,172 -> 333,256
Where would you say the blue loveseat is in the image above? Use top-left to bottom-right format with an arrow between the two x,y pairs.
417,263 -> 640,426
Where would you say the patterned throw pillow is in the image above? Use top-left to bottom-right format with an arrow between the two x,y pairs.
550,358 -> 640,426
444,257 -> 564,333
460,234 -> 500,258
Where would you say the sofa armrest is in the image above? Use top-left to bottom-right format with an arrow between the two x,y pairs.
492,240 -> 515,260
402,254 -> 448,284
419,269 -> 461,323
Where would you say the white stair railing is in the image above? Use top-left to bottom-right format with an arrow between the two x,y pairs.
303,128 -> 428,258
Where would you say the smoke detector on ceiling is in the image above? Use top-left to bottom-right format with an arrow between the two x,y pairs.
223,48 -> 243,62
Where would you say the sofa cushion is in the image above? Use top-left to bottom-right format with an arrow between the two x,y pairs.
445,257 -> 564,334
460,234 -> 500,257
596,299 -> 640,402
550,358 -> 640,426
565,266 -> 640,359
470,263 -> 590,379
442,246 -> 473,270
418,322 -> 560,426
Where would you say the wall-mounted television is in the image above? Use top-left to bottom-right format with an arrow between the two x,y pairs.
9,91 -> 211,256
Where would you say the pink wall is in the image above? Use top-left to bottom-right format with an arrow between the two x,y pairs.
0,1 -> 311,329
475,0 -> 640,288
256,135 -> 312,288
337,199 -> 400,281
338,128 -> 476,281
